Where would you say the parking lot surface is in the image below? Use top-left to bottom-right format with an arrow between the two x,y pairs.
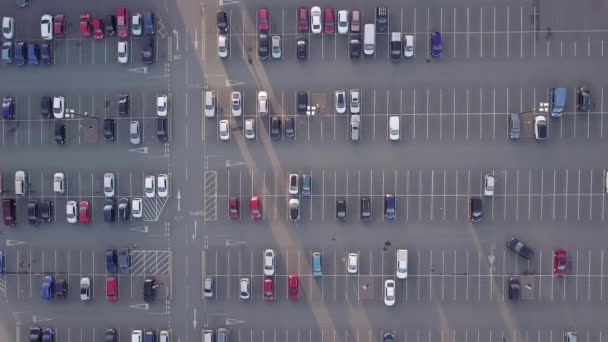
2,0 -> 608,341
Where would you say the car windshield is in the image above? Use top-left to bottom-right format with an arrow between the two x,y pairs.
80,288 -> 87,294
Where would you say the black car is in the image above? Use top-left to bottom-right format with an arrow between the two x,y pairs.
258,34 -> 269,60
103,119 -> 115,141
508,278 -> 520,300
144,278 -> 155,302
507,237 -> 534,259
40,96 -> 52,119
360,197 -> 371,220
270,116 -> 281,139
349,34 -> 361,58
297,92 -> 308,115
118,248 -> 131,273
118,198 -> 129,221
54,278 -> 67,298
104,198 -> 115,222
14,41 -> 26,66
469,197 -> 482,222
141,37 -> 154,64
384,194 -> 396,220
40,44 -> 52,64
285,117 -> 295,138
118,94 -> 129,116
27,200 -> 39,225
217,11 -> 228,34
384,332 -> 395,342
105,15 -> 116,36
156,117 -> 168,142
30,327 -> 42,342
336,199 -> 346,221
105,329 -> 117,342
376,7 -> 389,33
577,87 -> 591,111
106,249 -> 118,273
54,124 -> 65,144
40,201 -> 53,223
296,37 -> 307,61
289,199 -> 300,221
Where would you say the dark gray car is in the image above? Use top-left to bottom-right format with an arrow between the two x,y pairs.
118,248 -> 130,273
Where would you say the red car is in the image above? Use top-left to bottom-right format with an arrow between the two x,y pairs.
116,7 -> 129,37
229,197 -> 239,219
263,277 -> 273,301
106,276 -> 118,301
93,18 -> 104,39
79,201 -> 90,223
323,8 -> 335,33
258,8 -> 269,32
288,274 -> 299,300
79,13 -> 92,37
298,7 -> 308,32
250,196 -> 261,219
53,14 -> 65,36
553,249 -> 567,276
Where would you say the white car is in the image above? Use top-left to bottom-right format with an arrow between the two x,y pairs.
271,35 -> 281,59
534,115 -> 547,140
231,91 -> 242,116
2,17 -> 15,40
117,40 -> 128,64
157,174 -> 169,197
130,120 -> 141,145
349,89 -> 360,114
245,119 -> 255,139
484,174 -> 495,196
288,173 -> 299,195
103,173 -> 115,197
52,96 -> 65,119
14,170 -> 26,196
66,201 -> 78,223
219,120 -> 230,141
257,91 -> 268,115
310,6 -> 322,34
347,252 -> 358,274
144,175 -> 156,198
53,172 -> 64,194
131,198 -> 143,218
384,280 -> 396,306
403,34 -> 414,58
218,35 -> 228,58
337,10 -> 349,34
131,13 -> 142,36
157,94 -> 168,117
396,249 -> 408,279
239,278 -> 250,300
389,116 -> 400,141
80,277 -> 91,301
263,249 -> 275,276
335,90 -> 346,114
40,14 -> 53,40
204,91 -> 216,117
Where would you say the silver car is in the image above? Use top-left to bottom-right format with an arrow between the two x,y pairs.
271,35 -> 281,59
117,40 -> 128,64
218,35 -> 228,58
130,120 -> 141,145
231,91 -> 242,116
219,120 -> 230,141
245,119 -> 255,139
350,114 -> 360,141
335,90 -> 346,114
239,278 -> 250,300
349,89 -> 360,114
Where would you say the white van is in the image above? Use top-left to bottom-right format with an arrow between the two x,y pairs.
396,249 -> 408,279
363,24 -> 375,55
14,170 -> 26,196
131,330 -> 143,342
202,329 -> 214,342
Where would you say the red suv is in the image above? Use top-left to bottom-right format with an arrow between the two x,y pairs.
106,276 -> 118,301
298,7 -> 308,32
53,14 -> 65,36
263,278 -> 273,301
229,197 -> 239,219
288,275 -> 299,300
250,196 -> 261,219
323,8 -> 335,33
79,201 -> 90,223
116,7 -> 128,37
258,8 -> 269,32
79,13 -> 92,37
93,18 -> 104,39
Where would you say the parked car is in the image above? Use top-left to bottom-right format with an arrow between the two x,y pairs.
270,116 -> 281,139
239,278 -> 250,299
376,7 -> 389,33
219,120 -> 230,141
335,90 -> 346,114
403,34 -> 414,57
93,18 -> 104,39
534,115 -> 547,140
250,196 -> 262,219
53,14 -> 65,36
141,37 -> 154,64
257,8 -> 269,32
229,197 -> 239,219
347,252 -> 358,273
349,89 -> 360,114
2,17 -> 15,40
350,10 -> 361,33
553,249 -> 567,276
296,37 -> 307,60
230,91 -> 241,116
483,174 -> 495,196
337,10 -> 349,34
508,278 -> 520,300
80,13 -> 92,37
217,35 -> 228,58
384,280 -> 396,306
117,40 -> 128,64
288,274 -> 299,299
244,119 -> 255,139
258,34 -> 269,59
40,14 -> 53,40
217,11 -> 228,34
143,12 -> 155,35
323,7 -> 335,33
132,13 -> 142,35
310,6 -> 322,33
298,7 -> 308,32
431,32 -> 442,57
80,276 -> 91,300
117,7 -> 128,37
54,123 -> 65,144
41,276 -> 54,300
577,87 -> 591,111
288,198 -> 300,221
263,249 -> 275,276
40,44 -> 52,64
271,35 -> 281,59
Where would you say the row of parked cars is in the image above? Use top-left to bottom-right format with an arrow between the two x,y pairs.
30,328 -> 170,342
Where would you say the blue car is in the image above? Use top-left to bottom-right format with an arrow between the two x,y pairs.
105,249 -> 118,273
2,97 -> 15,120
41,276 -> 54,300
0,251 -> 5,273
14,41 -> 26,66
431,31 -> 442,58
143,12 -> 155,36
312,252 -> 322,277
27,43 -> 39,65
43,328 -> 54,342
